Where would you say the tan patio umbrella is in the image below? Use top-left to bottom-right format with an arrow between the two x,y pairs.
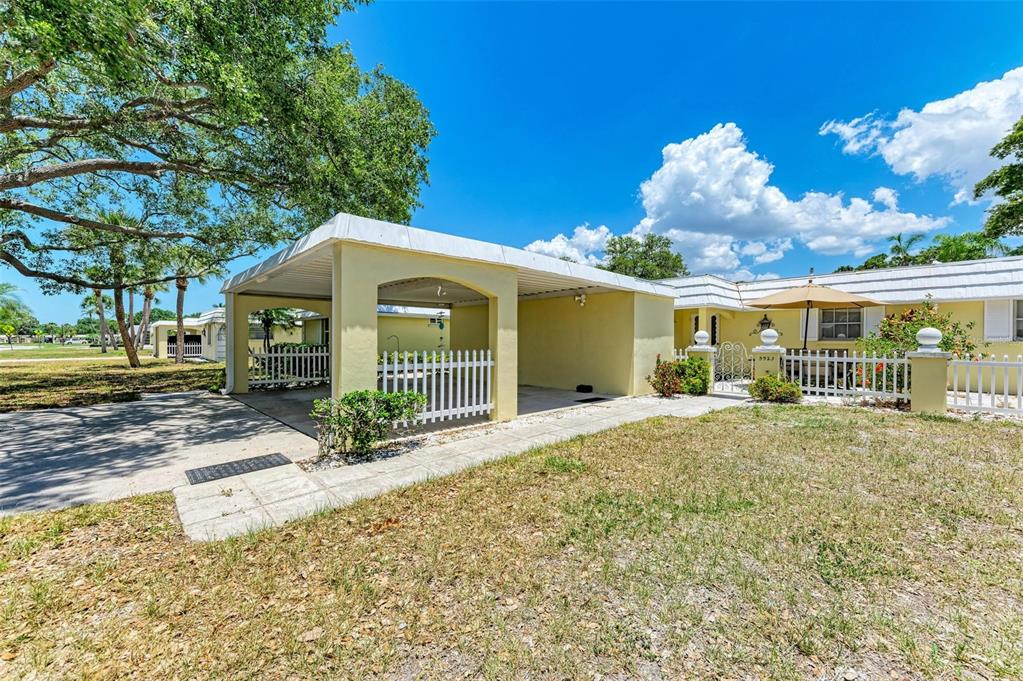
746,281 -> 881,350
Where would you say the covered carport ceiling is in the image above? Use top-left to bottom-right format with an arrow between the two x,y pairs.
223,212 -> 678,305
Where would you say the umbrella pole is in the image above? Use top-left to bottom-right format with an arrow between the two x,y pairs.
803,301 -> 810,351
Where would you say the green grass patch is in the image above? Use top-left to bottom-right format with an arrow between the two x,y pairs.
1,406 -> 1021,678
0,359 -> 223,411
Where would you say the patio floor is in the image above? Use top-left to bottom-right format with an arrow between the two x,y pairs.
232,384 -> 623,438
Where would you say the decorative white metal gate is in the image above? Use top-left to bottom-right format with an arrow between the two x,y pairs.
713,342 -> 752,394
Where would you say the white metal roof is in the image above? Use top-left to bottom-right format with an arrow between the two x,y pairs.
221,213 -> 678,305
663,256 -> 1023,310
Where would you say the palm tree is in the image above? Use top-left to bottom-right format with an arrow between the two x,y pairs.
0,282 -> 19,307
81,290 -> 116,351
886,233 -> 926,267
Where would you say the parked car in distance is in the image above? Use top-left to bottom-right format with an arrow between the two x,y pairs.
64,335 -> 92,345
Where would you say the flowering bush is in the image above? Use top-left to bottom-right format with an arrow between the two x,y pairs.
857,296 -> 977,358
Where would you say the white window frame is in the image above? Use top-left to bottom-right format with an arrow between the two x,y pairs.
320,318 -> 330,346
1015,300 -> 1023,341
819,307 -> 863,340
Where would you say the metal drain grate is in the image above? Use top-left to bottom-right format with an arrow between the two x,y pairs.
185,453 -> 291,485
574,396 -> 610,404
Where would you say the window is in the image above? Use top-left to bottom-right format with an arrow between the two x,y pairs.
820,308 -> 863,340
1016,300 -> 1023,341
321,318 -> 330,346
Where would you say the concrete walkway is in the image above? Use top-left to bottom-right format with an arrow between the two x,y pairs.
175,393 -> 745,541
0,392 -> 316,515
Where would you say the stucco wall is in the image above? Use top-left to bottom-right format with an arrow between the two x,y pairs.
517,291 -> 671,396
632,294 -> 675,395
450,304 -> 490,351
378,315 -> 448,353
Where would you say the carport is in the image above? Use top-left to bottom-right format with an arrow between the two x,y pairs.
220,212 -> 677,423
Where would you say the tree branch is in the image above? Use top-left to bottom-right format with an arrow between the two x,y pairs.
1,60 -> 57,102
0,158 -> 200,190
0,197 -> 204,241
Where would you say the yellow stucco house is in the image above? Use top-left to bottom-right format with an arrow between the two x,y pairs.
662,258 -> 1023,359
218,211 -> 1023,423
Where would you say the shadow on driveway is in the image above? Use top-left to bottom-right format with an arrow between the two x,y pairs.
0,392 -> 317,515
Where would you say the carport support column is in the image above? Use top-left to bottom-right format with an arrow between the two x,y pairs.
489,277 -> 517,422
225,292 -> 249,394
331,242 -> 378,399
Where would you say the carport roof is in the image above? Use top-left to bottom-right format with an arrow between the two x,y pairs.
221,212 -> 678,306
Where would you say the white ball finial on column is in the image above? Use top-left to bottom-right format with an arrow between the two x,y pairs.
916,327 -> 942,352
759,328 -> 779,349
694,330 -> 710,347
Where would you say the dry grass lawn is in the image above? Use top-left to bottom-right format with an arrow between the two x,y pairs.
1,405 -> 1021,679
0,359 -> 224,411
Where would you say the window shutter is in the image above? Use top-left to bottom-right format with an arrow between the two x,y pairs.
799,308 -> 819,341
984,300 -> 1012,341
864,306 -> 885,336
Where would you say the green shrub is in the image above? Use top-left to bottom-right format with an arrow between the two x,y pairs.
310,390 -> 427,456
748,374 -> 802,403
647,355 -> 710,397
678,356 -> 710,396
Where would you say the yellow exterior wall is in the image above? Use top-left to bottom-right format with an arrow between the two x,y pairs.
517,291 -> 673,396
677,300 -> 1023,393
303,315 -> 449,353
631,293 -> 676,395
450,304 -> 490,351
377,315 -> 448,353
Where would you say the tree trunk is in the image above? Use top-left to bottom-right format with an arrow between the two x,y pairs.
138,287 -> 154,351
94,289 -> 108,353
112,286 -> 141,368
175,276 -> 187,364
127,288 -> 136,345
263,317 -> 272,353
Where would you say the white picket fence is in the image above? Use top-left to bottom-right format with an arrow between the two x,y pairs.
379,349 -> 493,424
167,341 -> 203,358
249,346 -> 330,387
783,351 -> 909,400
949,354 -> 1023,415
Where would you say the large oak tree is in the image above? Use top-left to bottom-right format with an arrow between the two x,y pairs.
1,0 -> 435,364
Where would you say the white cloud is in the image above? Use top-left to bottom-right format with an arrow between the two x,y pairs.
526,122 -> 950,278
524,223 -> 611,265
872,187 -> 899,211
820,66 -> 1023,204
636,123 -> 947,268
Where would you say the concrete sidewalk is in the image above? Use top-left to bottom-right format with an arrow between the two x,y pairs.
175,394 -> 745,540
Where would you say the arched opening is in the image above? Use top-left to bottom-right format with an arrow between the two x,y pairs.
245,305 -> 330,390
376,277 -> 493,425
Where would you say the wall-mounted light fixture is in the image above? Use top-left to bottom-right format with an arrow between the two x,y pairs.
574,293 -> 587,307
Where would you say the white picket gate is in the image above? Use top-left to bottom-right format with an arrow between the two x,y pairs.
249,346 -> 330,387
783,350 -> 909,400
378,349 -> 493,424
949,354 -> 1023,415
167,341 -> 203,358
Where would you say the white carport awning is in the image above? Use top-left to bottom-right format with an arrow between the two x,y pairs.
221,213 -> 677,307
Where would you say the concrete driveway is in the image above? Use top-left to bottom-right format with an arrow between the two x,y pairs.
0,392 -> 316,515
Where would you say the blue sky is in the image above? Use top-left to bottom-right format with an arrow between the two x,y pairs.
10,1 -> 1023,323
